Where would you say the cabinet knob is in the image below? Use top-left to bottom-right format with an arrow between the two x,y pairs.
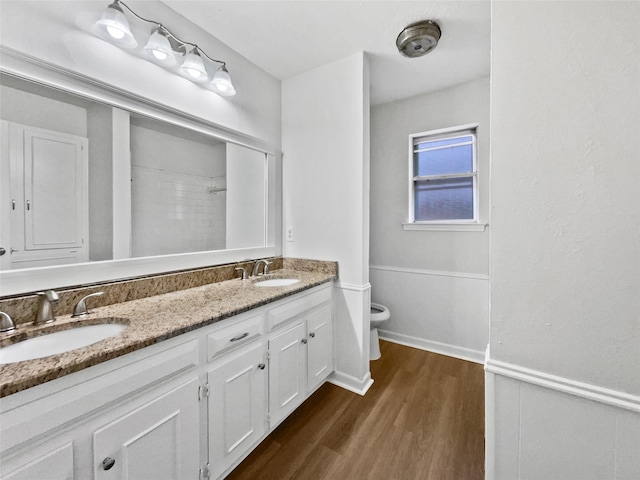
0,247 -> 5,256
102,457 -> 116,471
257,363 -> 266,370
309,332 -> 316,338
301,339 -> 308,344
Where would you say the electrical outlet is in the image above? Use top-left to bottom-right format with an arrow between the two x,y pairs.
286,226 -> 294,242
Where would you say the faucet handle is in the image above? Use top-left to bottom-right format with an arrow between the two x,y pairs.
0,312 -> 16,333
235,267 -> 248,280
37,290 -> 60,302
72,292 -> 104,318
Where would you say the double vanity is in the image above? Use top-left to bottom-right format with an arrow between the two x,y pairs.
0,259 -> 337,480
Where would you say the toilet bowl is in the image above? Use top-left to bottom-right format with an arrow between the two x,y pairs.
370,302 -> 390,360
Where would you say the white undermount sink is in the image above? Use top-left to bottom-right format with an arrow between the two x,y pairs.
254,278 -> 300,287
0,322 -> 127,364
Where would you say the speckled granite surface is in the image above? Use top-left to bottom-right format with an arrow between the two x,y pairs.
0,258 -> 285,326
0,261 -> 337,398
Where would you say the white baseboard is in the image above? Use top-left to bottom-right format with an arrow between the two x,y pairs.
327,370 -> 374,396
378,329 -> 485,364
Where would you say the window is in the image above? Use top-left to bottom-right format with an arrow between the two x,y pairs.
406,124 -> 482,230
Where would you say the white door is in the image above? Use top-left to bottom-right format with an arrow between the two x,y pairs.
23,126 -> 86,251
93,378 -> 199,480
306,305 -> 334,392
268,321 -> 307,427
0,121 -> 11,271
3,122 -> 88,269
208,342 -> 267,479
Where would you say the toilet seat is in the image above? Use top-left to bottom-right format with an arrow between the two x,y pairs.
370,302 -> 390,328
370,303 -> 390,360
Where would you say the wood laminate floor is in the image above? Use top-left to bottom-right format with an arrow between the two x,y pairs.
227,340 -> 485,480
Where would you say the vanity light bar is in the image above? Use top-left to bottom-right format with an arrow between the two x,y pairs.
93,0 -> 236,96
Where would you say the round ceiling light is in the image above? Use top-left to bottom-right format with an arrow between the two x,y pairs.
396,20 -> 441,58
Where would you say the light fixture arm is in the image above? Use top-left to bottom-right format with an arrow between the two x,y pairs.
115,0 -> 225,66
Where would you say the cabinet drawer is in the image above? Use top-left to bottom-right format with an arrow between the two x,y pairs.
207,314 -> 263,360
267,285 -> 332,331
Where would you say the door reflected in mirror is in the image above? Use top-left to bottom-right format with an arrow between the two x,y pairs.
0,73 -> 270,271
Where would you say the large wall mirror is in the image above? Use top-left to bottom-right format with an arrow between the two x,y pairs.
0,66 -> 280,296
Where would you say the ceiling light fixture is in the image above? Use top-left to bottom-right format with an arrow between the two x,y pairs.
396,20 -> 442,58
92,0 -> 235,96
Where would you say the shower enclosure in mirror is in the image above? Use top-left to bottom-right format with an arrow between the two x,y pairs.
0,65 -> 279,295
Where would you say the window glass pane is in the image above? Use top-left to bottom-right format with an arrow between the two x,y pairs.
415,135 -> 472,151
415,144 -> 473,176
414,177 -> 473,221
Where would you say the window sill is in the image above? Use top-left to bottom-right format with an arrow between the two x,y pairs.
402,222 -> 488,232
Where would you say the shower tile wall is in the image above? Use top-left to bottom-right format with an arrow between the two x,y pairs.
131,166 -> 226,257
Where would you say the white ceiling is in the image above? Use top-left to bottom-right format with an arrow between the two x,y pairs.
164,0 -> 491,105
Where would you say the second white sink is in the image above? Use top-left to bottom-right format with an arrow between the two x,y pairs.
254,278 -> 300,287
0,323 -> 127,364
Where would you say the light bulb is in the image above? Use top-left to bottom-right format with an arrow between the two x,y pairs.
179,48 -> 208,82
106,25 -> 125,40
93,1 -> 137,48
143,27 -> 175,63
210,65 -> 236,96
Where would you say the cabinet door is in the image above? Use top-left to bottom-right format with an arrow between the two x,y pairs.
2,442 -> 74,480
306,304 -> 334,392
208,342 -> 267,480
268,321 -> 307,427
93,378 -> 199,480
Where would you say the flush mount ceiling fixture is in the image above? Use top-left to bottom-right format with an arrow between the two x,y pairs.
396,20 -> 442,58
92,0 -> 236,96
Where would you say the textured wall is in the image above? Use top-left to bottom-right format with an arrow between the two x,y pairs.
490,0 -> 640,395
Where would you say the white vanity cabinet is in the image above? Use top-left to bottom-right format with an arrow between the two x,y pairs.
206,312 -> 268,480
266,284 -> 334,429
306,303 -> 334,393
2,443 -> 74,480
0,282 -> 334,480
0,338 -> 201,480
93,378 -> 200,480
268,320 -> 308,427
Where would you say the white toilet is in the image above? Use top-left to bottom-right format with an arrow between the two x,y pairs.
370,302 -> 390,360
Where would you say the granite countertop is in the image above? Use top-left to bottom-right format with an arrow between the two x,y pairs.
0,269 -> 336,398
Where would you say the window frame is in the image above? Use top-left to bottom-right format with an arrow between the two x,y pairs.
405,123 -> 484,231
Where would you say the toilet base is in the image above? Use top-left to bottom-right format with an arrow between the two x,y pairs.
370,328 -> 381,360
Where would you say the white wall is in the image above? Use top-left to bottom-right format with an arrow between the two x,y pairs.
86,103 -> 114,261
0,85 -> 87,136
226,144 -> 266,249
487,2 -> 640,478
282,52 -> 371,393
370,77 -> 490,362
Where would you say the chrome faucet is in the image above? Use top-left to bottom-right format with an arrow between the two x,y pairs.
72,291 -> 104,317
252,259 -> 272,277
35,290 -> 60,325
0,312 -> 16,333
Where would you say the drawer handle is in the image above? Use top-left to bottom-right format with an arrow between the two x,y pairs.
102,457 -> 116,471
230,332 -> 249,342
309,332 -> 316,338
